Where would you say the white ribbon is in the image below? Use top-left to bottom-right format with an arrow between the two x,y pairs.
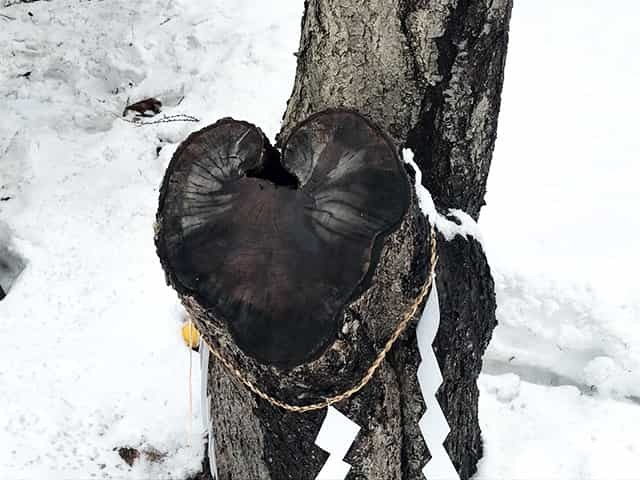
418,283 -> 459,479
200,340 -> 219,479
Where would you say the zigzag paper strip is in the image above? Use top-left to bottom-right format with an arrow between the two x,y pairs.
314,406 -> 360,480
200,340 -> 219,479
417,285 -> 459,479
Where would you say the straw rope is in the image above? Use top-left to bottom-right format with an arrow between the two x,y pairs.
196,223 -> 438,413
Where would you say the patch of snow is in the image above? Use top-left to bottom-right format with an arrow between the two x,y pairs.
403,149 -> 483,243
476,374 -> 640,480
0,0 -> 302,477
485,270 -> 640,400
476,1 -> 640,477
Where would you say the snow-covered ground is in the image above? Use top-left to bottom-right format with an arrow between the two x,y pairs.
477,3 -> 640,477
0,0 -> 637,479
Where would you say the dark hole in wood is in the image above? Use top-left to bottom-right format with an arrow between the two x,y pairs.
245,147 -> 298,189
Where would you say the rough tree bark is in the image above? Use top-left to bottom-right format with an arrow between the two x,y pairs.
156,0 -> 512,479
278,1 -> 512,477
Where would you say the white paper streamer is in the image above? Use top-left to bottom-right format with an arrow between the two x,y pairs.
314,406 -> 360,480
417,284 -> 459,480
200,339 -> 219,479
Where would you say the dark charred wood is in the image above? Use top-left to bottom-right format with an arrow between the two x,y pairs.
156,111 -> 410,369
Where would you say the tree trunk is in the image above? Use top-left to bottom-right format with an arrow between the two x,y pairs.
279,1 -> 512,477
156,0 -> 512,478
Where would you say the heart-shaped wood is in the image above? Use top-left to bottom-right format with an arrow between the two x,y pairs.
156,110 -> 409,368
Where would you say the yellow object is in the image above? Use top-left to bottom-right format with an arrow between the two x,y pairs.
181,321 -> 201,349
